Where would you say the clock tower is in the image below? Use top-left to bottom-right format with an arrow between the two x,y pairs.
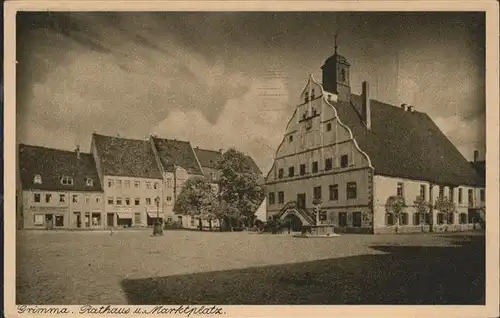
321,33 -> 351,102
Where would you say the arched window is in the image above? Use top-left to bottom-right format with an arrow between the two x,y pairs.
33,174 -> 42,184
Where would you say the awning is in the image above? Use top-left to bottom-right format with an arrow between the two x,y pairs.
116,212 -> 133,219
147,212 -> 164,219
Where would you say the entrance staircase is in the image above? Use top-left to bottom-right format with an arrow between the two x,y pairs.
276,201 -> 316,225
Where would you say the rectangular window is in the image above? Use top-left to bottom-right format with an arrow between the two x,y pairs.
352,212 -> 362,227
340,155 -> 349,168
459,213 -> 467,224
268,193 -> 275,205
96,196 -> 101,204
146,182 -> 152,189
288,167 -> 294,177
419,185 -> 426,200
437,213 -> 444,225
146,198 -> 152,205
59,194 -> 66,203
278,191 -> 285,204
55,215 -> 64,227
116,180 -> 122,188
468,189 -> 474,205
134,181 -> 140,188
135,198 -> 140,205
84,212 -> 90,228
34,214 -> 44,226
92,213 -> 102,226
85,178 -> 93,187
166,196 -> 172,203
278,169 -> 284,179
458,188 -> 463,204
85,195 -> 90,204
329,184 -> 338,201
439,186 -> 444,199
60,176 -> 74,186
326,122 -> 332,131
33,193 -> 41,203
397,182 -> 404,197
154,182 -> 159,189
125,198 -> 131,206
107,197 -> 114,205
124,180 -> 130,188
312,161 -> 318,173
449,187 -> 454,202
72,195 -> 78,203
108,179 -> 114,188
338,212 -> 347,227
45,193 -> 51,203
346,182 -> 357,199
480,189 -> 485,202
399,213 -> 408,225
447,213 -> 454,224
116,197 -> 123,205
325,158 -> 333,171
313,186 -> 322,200
386,213 -> 394,226
300,164 -> 306,175
412,213 -> 420,225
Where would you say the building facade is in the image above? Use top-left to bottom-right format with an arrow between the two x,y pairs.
18,144 -> 104,229
91,133 -> 164,228
266,46 -> 485,234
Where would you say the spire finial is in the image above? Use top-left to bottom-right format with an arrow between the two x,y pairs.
334,31 -> 339,54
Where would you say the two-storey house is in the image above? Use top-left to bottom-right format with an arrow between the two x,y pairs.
91,133 -> 163,228
18,144 -> 104,229
266,44 -> 485,234
150,136 -> 205,228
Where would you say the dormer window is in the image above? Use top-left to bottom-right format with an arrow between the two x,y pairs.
85,178 -> 94,187
289,135 -> 293,142
33,174 -> 42,184
60,176 -> 74,186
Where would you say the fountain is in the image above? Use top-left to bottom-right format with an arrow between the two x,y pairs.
293,199 -> 339,238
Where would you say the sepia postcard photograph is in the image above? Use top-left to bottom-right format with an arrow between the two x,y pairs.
3,1 -> 499,317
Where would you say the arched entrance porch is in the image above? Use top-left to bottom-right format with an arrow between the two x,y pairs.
283,213 -> 303,232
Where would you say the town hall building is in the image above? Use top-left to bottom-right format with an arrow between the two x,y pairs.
265,43 -> 485,234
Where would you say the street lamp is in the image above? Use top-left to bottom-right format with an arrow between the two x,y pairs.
153,196 -> 163,236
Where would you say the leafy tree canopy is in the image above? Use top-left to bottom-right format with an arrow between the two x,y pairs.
434,196 -> 457,214
174,177 -> 219,219
217,148 -> 265,220
385,195 -> 407,214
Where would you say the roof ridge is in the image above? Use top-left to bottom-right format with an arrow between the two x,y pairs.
152,135 -> 191,144
19,143 -> 92,155
93,133 -> 148,142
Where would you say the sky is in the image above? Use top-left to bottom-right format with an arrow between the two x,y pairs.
16,11 -> 486,174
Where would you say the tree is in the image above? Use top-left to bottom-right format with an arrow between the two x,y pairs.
385,195 -> 407,233
217,148 -> 265,230
434,196 -> 456,232
414,196 -> 431,232
174,177 -> 219,230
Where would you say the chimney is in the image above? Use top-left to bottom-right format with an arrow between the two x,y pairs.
474,150 -> 479,162
407,105 -> 414,112
75,145 -> 81,160
362,81 -> 371,130
401,103 -> 407,111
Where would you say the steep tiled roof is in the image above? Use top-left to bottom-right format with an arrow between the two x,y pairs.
194,148 -> 221,169
470,160 -> 486,182
331,93 -> 484,187
151,137 -> 203,175
92,134 -> 162,179
18,144 -> 103,192
194,147 -> 263,176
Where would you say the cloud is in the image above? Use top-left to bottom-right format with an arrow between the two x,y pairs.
152,78 -> 290,173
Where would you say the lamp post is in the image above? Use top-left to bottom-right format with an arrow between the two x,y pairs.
153,196 -> 163,236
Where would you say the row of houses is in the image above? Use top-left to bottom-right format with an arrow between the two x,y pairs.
264,44 -> 486,234
16,134 -> 264,230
